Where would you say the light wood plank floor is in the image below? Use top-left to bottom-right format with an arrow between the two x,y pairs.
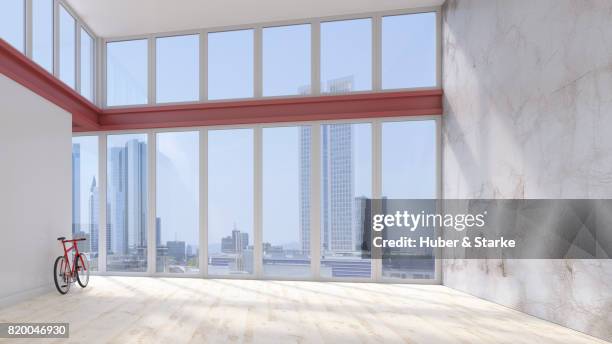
0,276 -> 606,343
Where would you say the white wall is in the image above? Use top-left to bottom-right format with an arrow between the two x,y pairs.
442,0 -> 612,341
0,74 -> 72,306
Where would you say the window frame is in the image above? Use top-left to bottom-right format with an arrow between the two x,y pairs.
101,7 -> 441,108
73,114 -> 441,283
154,33 -> 201,104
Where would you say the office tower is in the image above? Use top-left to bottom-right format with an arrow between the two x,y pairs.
72,143 -> 81,235
89,177 -> 99,254
299,77 -> 356,254
107,139 -> 147,256
126,139 -> 147,251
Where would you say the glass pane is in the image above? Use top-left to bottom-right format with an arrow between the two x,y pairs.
321,19 -> 371,93
208,129 -> 253,275
381,120 -> 436,280
0,0 -> 24,52
382,13 -> 437,89
156,132 -> 199,273
107,134 -> 148,272
59,6 -> 76,89
208,30 -> 253,100
320,123 -> 372,279
262,126 -> 311,278
156,34 -> 199,103
32,0 -> 53,72
72,137 -> 99,271
106,39 -> 148,106
80,29 -> 94,102
263,24 -> 311,96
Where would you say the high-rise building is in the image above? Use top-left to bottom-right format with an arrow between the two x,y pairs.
299,77 -> 357,254
107,139 -> 147,256
72,143 -> 81,235
221,227 -> 249,253
323,124 -> 355,252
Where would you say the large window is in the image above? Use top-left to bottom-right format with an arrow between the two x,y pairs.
80,29 -> 94,102
208,129 -> 254,275
156,35 -> 199,103
382,12 -> 436,89
0,0 -> 24,52
75,119 -> 438,281
156,132 -> 199,273
32,0 -> 53,72
107,134 -> 148,272
72,136 -> 99,271
381,120 -> 436,279
321,19 -> 372,93
262,24 -> 311,96
59,5 -> 76,89
106,39 -> 148,106
208,30 -> 254,100
262,126 -> 311,277
320,123 -> 372,278
99,12 -> 438,106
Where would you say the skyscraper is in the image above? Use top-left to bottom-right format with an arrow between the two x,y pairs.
322,124 -> 354,252
299,76 -> 358,254
72,143 -> 81,235
107,139 -> 147,257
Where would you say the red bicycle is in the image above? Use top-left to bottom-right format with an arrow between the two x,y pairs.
54,237 -> 90,294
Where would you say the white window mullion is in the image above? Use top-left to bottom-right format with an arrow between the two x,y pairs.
25,0 -> 32,58
434,117 -> 442,283
98,134 -> 108,273
372,120 -> 382,281
254,27 -> 262,98
75,24 -> 81,93
199,129 -> 208,277
372,15 -> 382,91
99,38 -> 106,107
200,31 -> 207,102
311,20 -> 321,95
253,126 -> 263,277
310,124 -> 321,279
52,0 -> 59,77
147,132 -> 157,275
148,37 -> 156,104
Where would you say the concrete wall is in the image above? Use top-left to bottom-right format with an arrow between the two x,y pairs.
442,0 -> 612,341
0,74 -> 72,306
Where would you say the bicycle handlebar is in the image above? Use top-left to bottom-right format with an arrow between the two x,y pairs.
58,237 -> 86,242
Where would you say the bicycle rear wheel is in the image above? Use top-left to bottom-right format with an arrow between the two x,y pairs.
75,253 -> 90,288
53,256 -> 70,294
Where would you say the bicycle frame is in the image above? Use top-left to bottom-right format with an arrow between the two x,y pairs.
59,239 -> 87,278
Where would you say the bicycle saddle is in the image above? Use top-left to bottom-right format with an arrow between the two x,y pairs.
57,236 -> 66,241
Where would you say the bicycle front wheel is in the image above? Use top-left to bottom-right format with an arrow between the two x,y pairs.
75,253 -> 90,288
53,256 -> 70,294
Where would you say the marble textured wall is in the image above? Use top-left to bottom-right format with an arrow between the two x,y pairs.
442,0 -> 612,341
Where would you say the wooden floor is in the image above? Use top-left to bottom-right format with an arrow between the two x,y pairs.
0,276 -> 606,343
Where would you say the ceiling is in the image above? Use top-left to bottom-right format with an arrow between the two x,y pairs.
65,0 -> 445,38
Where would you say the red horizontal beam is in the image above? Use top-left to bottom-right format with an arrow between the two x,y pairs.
94,89 -> 442,131
0,39 -> 99,130
2,37 -> 442,133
